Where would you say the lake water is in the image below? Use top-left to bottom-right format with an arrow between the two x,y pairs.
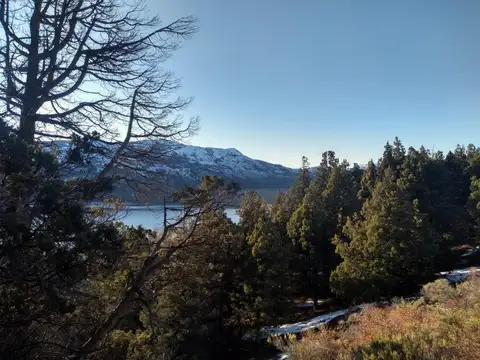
116,206 -> 239,230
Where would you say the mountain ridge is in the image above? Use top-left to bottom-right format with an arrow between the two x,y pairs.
53,139 -> 297,202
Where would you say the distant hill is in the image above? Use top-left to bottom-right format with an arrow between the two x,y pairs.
53,140 -> 297,203
153,141 -> 297,189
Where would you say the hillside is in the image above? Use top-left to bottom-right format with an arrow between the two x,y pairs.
53,140 -> 297,203
156,141 -> 297,189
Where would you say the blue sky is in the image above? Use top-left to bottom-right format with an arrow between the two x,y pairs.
147,0 -> 480,168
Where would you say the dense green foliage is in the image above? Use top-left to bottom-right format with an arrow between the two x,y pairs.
1,1 -> 479,358
2,121 -> 479,359
0,130 -> 290,359
0,132 -> 122,358
282,139 -> 479,304
331,168 -> 440,302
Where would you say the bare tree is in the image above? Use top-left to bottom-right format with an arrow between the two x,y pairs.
0,0 -> 199,196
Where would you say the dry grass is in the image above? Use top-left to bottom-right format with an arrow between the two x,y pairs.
283,274 -> 480,360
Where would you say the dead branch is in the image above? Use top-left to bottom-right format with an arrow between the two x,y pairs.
0,0 -> 199,195
73,177 -> 237,358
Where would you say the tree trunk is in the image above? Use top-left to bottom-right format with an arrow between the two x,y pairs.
19,111 -> 37,144
20,0 -> 42,144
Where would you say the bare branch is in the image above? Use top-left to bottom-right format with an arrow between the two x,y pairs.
0,0 -> 199,197
72,178 -> 237,357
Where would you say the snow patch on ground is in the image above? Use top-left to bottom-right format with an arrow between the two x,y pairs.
294,300 -> 319,308
439,267 -> 480,284
262,307 -> 357,337
267,267 -> 480,360
461,246 -> 480,258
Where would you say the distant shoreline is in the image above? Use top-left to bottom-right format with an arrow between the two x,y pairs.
90,187 -> 287,210
123,204 -> 239,210
90,202 -> 240,210
107,188 -> 287,208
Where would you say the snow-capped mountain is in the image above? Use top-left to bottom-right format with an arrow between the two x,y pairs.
53,140 -> 297,201
161,142 -> 296,188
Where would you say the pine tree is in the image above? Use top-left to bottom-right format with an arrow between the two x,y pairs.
271,191 -> 289,226
331,168 -> 440,302
244,212 -> 292,325
323,163 -> 361,229
350,162 -> 364,192
285,156 -> 311,217
468,153 -> 480,244
287,193 -> 325,305
377,141 -> 394,180
358,160 -> 376,202
399,146 -> 429,202
238,190 -> 270,235
287,153 -> 359,304
393,136 -> 406,163
237,191 -> 292,326
377,137 -> 405,181
445,146 -> 471,206
423,146 -> 473,266
287,152 -> 334,304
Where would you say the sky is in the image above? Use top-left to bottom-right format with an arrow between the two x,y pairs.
145,0 -> 480,168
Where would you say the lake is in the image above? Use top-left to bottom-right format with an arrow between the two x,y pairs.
116,205 -> 240,230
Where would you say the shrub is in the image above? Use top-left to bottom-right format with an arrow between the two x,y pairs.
280,330 -> 344,360
421,279 -> 456,304
284,276 -> 480,360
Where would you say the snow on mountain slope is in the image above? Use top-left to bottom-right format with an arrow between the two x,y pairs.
52,140 -> 297,189
165,142 -> 294,181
